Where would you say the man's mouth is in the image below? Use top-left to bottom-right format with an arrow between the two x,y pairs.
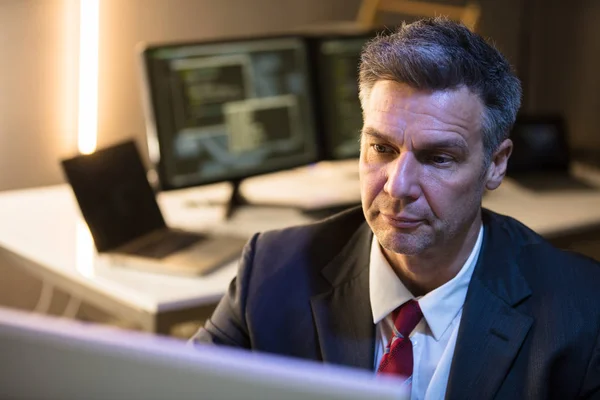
381,214 -> 424,229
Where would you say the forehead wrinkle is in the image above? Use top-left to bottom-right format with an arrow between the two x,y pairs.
372,98 -> 475,135
424,93 -> 484,140
373,109 -> 474,148
412,135 -> 470,156
369,83 -> 482,135
416,129 -> 469,146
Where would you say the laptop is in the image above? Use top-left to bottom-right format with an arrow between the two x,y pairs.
507,115 -> 594,191
61,140 -> 247,276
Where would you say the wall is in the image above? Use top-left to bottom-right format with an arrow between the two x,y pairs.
526,0 -> 600,151
0,0 -> 78,191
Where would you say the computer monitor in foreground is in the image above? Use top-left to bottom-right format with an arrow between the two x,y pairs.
0,307 -> 408,400
140,36 -> 320,215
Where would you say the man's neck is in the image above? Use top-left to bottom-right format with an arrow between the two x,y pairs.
382,216 -> 482,297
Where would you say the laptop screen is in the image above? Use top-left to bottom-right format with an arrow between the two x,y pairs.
61,141 -> 167,252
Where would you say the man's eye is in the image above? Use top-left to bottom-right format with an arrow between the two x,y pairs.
429,154 -> 453,165
372,144 -> 390,153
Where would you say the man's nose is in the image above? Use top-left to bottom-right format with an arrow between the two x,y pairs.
383,152 -> 421,200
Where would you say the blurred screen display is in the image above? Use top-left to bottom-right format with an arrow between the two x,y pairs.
144,38 -> 318,188
318,37 -> 370,159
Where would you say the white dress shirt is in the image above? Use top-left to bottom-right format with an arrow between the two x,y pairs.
369,225 -> 483,400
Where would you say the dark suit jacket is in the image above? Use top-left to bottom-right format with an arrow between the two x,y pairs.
193,207 -> 600,399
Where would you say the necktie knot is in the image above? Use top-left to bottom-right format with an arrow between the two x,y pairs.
377,299 -> 423,378
392,299 -> 423,338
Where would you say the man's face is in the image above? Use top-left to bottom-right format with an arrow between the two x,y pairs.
360,80 -> 494,256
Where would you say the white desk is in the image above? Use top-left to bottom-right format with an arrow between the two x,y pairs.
0,182 -> 314,333
482,163 -> 600,238
243,161 -> 600,238
0,160 -> 599,333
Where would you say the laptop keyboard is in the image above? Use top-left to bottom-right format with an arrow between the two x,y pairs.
126,230 -> 203,259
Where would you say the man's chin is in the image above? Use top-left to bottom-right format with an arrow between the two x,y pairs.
377,234 -> 431,256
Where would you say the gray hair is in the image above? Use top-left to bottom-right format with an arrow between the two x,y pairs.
359,17 -> 522,162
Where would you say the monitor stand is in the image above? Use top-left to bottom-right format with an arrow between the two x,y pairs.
224,179 -> 250,220
182,178 -> 288,220
224,179 -> 359,221
183,162 -> 362,220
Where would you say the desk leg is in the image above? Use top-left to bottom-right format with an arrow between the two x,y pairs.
33,281 -> 54,314
0,245 -> 220,336
62,296 -> 82,319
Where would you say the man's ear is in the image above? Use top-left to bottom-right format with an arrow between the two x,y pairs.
485,138 -> 513,191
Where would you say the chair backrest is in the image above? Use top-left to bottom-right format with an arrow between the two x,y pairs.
356,0 -> 481,31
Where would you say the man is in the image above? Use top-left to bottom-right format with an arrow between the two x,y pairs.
193,18 -> 600,399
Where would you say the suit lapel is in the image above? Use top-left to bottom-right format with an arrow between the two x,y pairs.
446,211 -> 534,400
310,223 -> 375,371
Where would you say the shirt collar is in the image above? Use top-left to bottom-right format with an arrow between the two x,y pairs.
369,224 -> 484,341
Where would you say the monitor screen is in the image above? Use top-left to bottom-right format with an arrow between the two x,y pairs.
507,116 -> 571,175
61,140 -> 166,252
317,35 -> 372,159
141,37 -> 319,190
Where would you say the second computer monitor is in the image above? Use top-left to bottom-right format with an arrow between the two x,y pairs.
317,34 -> 373,159
141,36 -> 319,190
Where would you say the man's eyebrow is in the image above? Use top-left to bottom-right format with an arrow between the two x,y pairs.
418,137 -> 469,151
362,127 -> 468,150
361,127 -> 393,142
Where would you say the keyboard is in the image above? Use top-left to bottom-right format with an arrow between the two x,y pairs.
124,230 -> 204,259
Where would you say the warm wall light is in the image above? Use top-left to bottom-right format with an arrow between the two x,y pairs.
77,0 -> 99,154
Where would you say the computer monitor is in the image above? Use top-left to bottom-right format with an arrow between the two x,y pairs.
0,307 -> 408,400
140,36 -> 320,216
315,34 -> 374,159
507,115 -> 571,175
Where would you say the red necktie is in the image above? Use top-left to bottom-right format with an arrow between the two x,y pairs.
377,299 -> 423,378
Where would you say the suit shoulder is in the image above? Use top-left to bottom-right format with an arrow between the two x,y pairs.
484,209 -> 600,290
255,206 -> 366,257
239,207 -> 369,321
240,206 -> 366,283
483,208 -> 547,247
